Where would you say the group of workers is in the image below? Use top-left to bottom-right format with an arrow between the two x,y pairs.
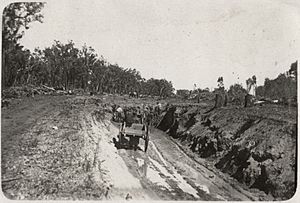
112,102 -> 163,127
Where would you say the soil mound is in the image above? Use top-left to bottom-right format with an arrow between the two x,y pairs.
160,104 -> 297,200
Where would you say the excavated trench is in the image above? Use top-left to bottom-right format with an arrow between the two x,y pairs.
3,95 -> 294,200
156,104 -> 297,200
99,104 -> 259,201
92,99 -> 297,200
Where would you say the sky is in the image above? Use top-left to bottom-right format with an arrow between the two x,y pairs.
14,0 -> 300,90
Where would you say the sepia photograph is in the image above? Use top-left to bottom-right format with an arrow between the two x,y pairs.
1,0 -> 299,201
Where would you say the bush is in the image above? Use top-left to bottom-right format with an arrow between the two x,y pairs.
228,84 -> 247,105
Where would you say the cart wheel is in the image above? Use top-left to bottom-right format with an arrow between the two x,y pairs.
144,133 -> 149,152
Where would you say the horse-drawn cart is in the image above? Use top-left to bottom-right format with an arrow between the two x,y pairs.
118,122 -> 149,152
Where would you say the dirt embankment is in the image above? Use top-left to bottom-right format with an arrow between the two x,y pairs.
160,104 -> 297,200
1,96 -> 111,200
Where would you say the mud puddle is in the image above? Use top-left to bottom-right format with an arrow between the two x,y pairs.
115,133 -> 216,200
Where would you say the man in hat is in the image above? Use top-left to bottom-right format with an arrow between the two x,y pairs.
116,105 -> 125,122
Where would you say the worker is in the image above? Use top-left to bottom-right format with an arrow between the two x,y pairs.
245,76 -> 257,107
158,102 -> 162,112
111,104 -> 117,121
154,102 -> 161,117
124,108 -> 135,127
168,114 -> 179,137
143,106 -> 152,127
136,106 -> 142,124
116,105 -> 124,122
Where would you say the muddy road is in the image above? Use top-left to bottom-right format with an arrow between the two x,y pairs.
1,95 -> 262,200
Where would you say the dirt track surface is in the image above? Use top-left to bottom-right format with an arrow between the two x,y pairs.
0,95 -> 278,200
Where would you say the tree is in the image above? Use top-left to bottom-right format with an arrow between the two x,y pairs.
2,29 -> 175,97
1,3 -> 176,96
217,76 -> 224,89
288,61 -> 297,80
176,89 -> 190,99
2,2 -> 45,88
140,78 -> 174,97
228,83 -> 247,105
256,63 -> 297,101
2,3 -> 44,47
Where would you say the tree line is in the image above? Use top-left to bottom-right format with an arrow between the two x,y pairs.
256,61 -> 297,101
2,2 -> 174,97
177,61 -> 297,104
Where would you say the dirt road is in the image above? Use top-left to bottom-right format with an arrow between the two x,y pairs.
1,95 -> 261,200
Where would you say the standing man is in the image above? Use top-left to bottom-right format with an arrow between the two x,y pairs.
116,105 -> 124,122
111,103 -> 117,121
124,107 -> 135,127
154,102 -> 160,118
143,106 -> 152,127
136,106 -> 142,124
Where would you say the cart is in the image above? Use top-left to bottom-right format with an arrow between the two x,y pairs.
118,122 -> 149,152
